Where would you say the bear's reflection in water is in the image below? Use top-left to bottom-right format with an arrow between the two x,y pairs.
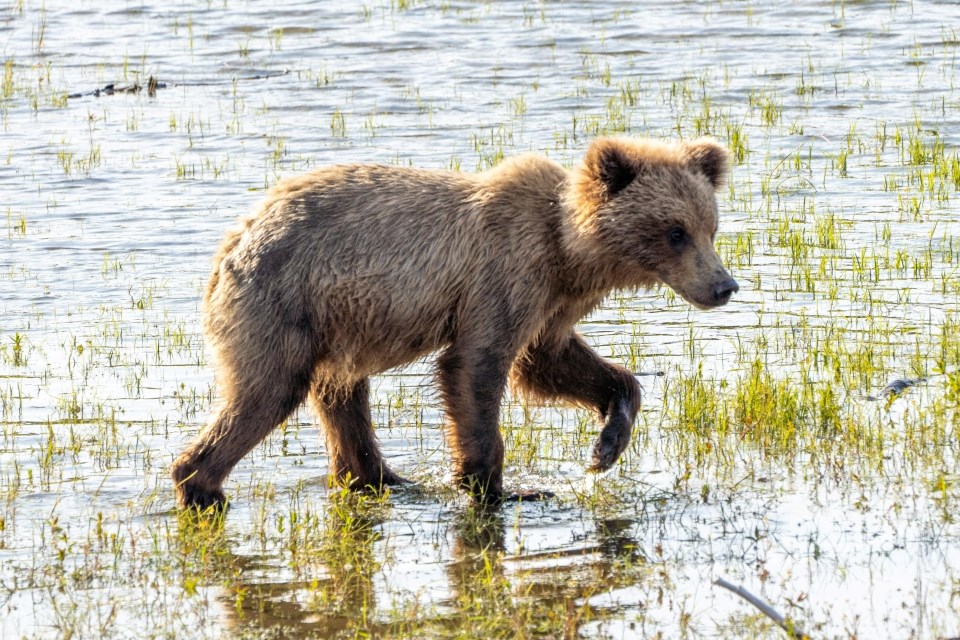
192,495 -> 651,638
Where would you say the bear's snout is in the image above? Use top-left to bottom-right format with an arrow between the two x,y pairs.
712,277 -> 739,305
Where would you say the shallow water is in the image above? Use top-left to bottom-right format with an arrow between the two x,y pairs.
3,1 -> 960,638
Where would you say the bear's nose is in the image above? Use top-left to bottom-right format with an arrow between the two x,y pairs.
712,278 -> 739,303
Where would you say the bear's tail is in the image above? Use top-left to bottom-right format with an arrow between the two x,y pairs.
204,221 -> 248,307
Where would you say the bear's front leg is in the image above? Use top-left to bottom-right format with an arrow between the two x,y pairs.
512,332 -> 641,472
437,343 -> 512,502
590,395 -> 637,471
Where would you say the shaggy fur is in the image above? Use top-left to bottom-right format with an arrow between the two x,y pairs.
171,137 -> 738,509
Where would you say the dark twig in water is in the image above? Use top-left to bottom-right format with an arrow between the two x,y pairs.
714,578 -> 811,640
864,376 -> 928,401
68,76 -> 167,99
67,69 -> 290,99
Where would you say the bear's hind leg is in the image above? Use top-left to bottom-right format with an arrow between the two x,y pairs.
172,350 -> 315,510
311,378 -> 408,490
512,332 -> 641,472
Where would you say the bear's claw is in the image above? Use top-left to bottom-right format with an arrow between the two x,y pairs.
172,457 -> 228,511
177,484 -> 228,512
589,398 -> 633,472
590,438 -> 621,472
381,469 -> 412,486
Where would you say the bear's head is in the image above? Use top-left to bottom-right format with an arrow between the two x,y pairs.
565,137 -> 738,309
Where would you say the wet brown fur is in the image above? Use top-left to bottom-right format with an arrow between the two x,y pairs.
171,137 -> 736,509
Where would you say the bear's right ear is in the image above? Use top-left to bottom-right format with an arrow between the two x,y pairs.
583,139 -> 640,198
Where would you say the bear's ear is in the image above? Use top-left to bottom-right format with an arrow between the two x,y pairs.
682,138 -> 730,189
584,139 -> 640,197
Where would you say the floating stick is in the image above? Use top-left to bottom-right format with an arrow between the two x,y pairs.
714,577 -> 811,640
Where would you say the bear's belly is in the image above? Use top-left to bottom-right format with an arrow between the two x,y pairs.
312,285 -> 456,378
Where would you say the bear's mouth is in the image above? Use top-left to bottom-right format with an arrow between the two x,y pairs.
672,279 -> 739,310
684,294 -> 724,310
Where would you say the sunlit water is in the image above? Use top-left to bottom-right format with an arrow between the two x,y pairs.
3,1 -> 960,638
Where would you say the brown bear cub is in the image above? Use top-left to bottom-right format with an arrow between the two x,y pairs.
172,137 -> 738,509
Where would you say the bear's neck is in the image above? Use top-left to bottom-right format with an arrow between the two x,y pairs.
556,204 -> 658,300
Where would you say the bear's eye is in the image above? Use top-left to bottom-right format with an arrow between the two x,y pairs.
667,227 -> 687,248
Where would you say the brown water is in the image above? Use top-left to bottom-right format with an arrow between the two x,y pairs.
3,1 -> 960,638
